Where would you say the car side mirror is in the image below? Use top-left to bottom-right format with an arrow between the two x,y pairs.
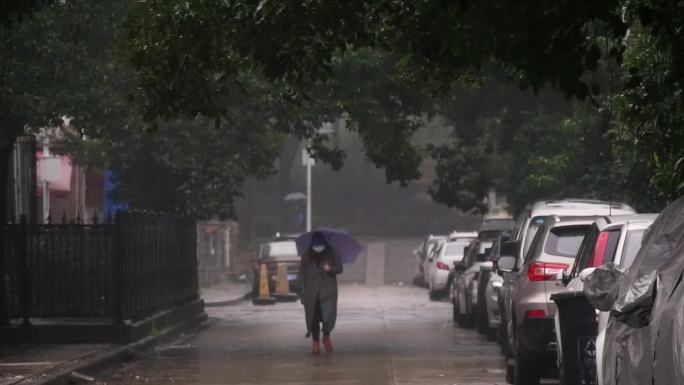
496,256 -> 516,275
579,267 -> 597,282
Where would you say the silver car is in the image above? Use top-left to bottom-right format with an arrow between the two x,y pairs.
452,239 -> 493,327
498,216 -> 595,384
552,214 -> 656,385
497,199 -> 635,384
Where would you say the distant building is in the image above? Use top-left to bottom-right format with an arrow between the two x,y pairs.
483,190 -> 511,220
6,126 -> 108,224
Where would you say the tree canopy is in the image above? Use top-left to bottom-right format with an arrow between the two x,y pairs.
118,0 -> 684,213
3,0 -> 683,220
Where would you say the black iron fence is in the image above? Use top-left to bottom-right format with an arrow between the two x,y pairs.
0,212 -> 198,326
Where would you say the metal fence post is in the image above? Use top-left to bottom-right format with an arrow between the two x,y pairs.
112,212 -> 125,325
188,218 -> 199,301
19,215 -> 30,327
0,220 -> 8,326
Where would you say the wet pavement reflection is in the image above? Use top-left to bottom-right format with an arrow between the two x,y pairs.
99,285 -> 508,384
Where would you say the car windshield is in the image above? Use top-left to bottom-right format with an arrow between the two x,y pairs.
544,226 -> 590,258
620,229 -> 646,269
264,242 -> 299,259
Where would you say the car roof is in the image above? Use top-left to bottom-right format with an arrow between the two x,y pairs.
445,240 -> 471,246
479,218 -> 515,231
449,231 -> 478,237
591,213 -> 659,231
264,240 -> 297,247
526,199 -> 636,217
549,216 -> 599,228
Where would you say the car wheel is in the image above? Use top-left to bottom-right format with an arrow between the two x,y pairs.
463,298 -> 475,329
486,327 -> 497,342
428,282 -> 438,301
476,304 -> 488,334
505,360 -> 515,384
514,340 -> 541,385
252,275 -> 259,298
499,314 -> 511,356
454,302 -> 466,328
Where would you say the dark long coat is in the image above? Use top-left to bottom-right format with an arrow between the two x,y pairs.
299,249 -> 344,336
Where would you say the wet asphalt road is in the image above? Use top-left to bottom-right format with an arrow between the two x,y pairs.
99,285 -> 508,385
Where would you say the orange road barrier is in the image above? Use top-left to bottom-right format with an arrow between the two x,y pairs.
252,263 -> 276,305
274,263 -> 298,302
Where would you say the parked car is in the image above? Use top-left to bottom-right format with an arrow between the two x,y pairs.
498,216 -> 595,384
252,240 -> 302,295
497,199 -> 636,384
476,236 -> 516,340
584,197 -> 684,385
273,232 -> 302,241
552,214 -> 656,385
426,240 -> 470,300
478,218 -> 515,241
452,221 -> 513,327
452,239 -> 494,327
415,235 -> 447,287
447,231 -> 478,242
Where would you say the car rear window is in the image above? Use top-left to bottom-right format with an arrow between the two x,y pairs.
264,242 -> 299,258
620,229 -> 645,269
544,226 -> 590,258
444,243 -> 467,257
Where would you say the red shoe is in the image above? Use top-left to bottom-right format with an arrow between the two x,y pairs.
312,341 -> 320,355
323,336 -> 333,352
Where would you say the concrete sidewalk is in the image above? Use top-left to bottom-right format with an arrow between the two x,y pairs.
0,282 -> 248,385
201,279 -> 252,307
0,344 -> 115,385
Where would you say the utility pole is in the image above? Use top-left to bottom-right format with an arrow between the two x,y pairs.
303,146 -> 313,232
302,122 -> 335,233
42,136 -> 51,223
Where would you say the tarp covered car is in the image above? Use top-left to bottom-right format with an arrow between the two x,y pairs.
583,196 -> 684,385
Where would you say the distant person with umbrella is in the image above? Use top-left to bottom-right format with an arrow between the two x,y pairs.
297,229 -> 363,354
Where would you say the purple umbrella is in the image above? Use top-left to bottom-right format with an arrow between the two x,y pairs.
295,227 -> 364,264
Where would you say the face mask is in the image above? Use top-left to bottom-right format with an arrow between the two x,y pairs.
312,245 -> 325,253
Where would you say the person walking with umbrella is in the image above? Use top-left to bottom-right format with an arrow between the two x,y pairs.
297,229 -> 363,355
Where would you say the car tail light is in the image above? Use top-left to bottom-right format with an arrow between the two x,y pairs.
436,261 -> 450,270
525,309 -> 547,319
527,262 -> 568,281
590,231 -> 611,267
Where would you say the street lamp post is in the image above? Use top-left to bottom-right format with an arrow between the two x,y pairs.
303,146 -> 314,232
302,122 -> 335,232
